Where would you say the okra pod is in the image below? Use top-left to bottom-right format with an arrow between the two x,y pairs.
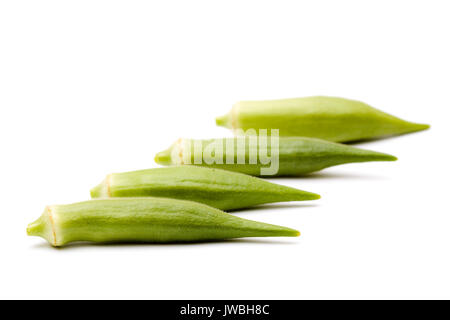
27,198 -> 300,247
154,137 -> 397,176
91,166 -> 320,211
216,96 -> 430,142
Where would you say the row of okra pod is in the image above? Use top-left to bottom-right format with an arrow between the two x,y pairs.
28,96 -> 429,247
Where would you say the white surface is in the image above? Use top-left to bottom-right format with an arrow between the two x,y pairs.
0,0 -> 449,299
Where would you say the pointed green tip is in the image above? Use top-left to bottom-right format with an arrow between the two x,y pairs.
412,123 -> 430,132
333,144 -> 399,165
348,146 -> 398,163
310,192 -> 321,200
243,216 -> 301,238
267,225 -> 300,237
154,149 -> 172,166
396,121 -> 430,136
215,113 -> 232,128
385,154 -> 398,161
295,190 -> 321,201
372,152 -> 398,162
281,186 -> 321,201
284,228 -> 300,237
360,150 -> 398,162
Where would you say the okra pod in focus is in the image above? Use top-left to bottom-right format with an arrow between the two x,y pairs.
27,198 -> 300,247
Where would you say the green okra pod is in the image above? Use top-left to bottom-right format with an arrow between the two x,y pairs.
27,198 -> 300,247
154,137 -> 397,177
91,166 -> 320,211
216,96 -> 430,142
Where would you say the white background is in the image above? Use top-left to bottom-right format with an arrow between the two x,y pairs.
0,0 -> 449,299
